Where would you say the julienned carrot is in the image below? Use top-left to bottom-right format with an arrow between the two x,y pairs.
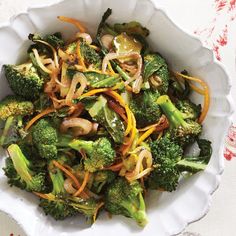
105,162 -> 123,171
105,90 -> 133,136
25,108 -> 55,131
52,160 -> 89,199
80,88 -> 109,99
108,100 -> 127,122
57,16 -> 86,33
73,171 -> 90,197
137,127 -> 156,145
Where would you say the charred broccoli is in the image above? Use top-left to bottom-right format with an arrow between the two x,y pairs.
3,63 -> 44,100
157,95 -> 202,146
69,137 -> 115,172
147,137 -> 212,191
130,90 -> 162,128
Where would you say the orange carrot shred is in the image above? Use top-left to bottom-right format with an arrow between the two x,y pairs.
25,108 -> 55,131
73,171 -> 90,197
57,16 -> 86,33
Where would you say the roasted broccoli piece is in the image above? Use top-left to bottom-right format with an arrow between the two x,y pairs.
147,137 -> 212,192
91,170 -> 117,194
0,95 -> 34,147
3,63 -> 44,100
69,137 -> 115,172
105,177 -> 148,227
39,162 -> 101,221
147,137 -> 183,191
143,53 -> 169,94
79,41 -> 102,69
4,144 -> 46,192
130,90 -> 162,128
0,95 -> 34,120
32,119 -> 58,160
176,99 -> 201,120
39,164 -> 77,220
157,95 -> 202,146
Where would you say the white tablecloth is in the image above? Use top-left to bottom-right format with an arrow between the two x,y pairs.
0,0 -> 236,235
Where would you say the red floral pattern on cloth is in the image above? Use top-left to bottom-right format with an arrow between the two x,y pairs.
194,0 -> 236,61
224,125 -> 236,160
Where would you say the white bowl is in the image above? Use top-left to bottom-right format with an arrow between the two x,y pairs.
0,0 -> 234,235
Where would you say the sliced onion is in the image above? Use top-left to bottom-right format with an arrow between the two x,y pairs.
64,178 -> 77,194
126,168 -> 152,182
132,75 -> 143,94
76,32 -> 93,45
102,52 -> 142,87
149,75 -> 162,88
58,48 -> 71,61
65,72 -> 88,106
60,117 -> 93,136
101,34 -> 114,49
32,48 -> 52,74
91,123 -> 99,133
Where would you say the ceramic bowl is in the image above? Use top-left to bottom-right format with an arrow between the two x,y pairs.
0,0 -> 234,235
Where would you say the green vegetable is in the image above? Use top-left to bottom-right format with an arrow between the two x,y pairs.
80,42 -> 102,68
69,137 -> 115,172
91,170 -> 117,193
4,63 -> 44,100
0,95 -> 34,147
176,99 -> 201,120
32,119 -> 58,160
130,90 -> 162,128
157,95 -> 202,146
4,144 -> 46,192
105,177 -> 148,227
143,53 -> 169,94
147,137 -> 211,191
84,72 -> 121,88
88,95 -> 125,143
113,21 -> 149,37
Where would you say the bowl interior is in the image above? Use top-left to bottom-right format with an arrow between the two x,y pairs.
0,0 -> 232,235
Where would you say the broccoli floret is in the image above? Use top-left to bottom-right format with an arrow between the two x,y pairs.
91,170 -> 117,194
157,95 -> 202,146
130,90 -> 162,128
105,177 -> 148,227
39,164 -> 77,220
32,119 -> 58,160
3,63 -> 44,100
0,95 -> 34,120
40,163 -> 101,221
176,99 -> 201,120
80,41 -> 102,68
147,137 -> 212,192
69,137 -> 115,172
4,144 -> 46,192
0,95 -> 34,147
147,137 -> 183,191
143,54 -> 169,94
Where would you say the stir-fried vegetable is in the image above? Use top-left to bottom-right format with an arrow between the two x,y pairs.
0,8 -> 211,228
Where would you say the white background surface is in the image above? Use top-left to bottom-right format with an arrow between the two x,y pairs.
0,0 -> 236,236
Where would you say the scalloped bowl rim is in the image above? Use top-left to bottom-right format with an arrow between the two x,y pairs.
0,0 -> 234,235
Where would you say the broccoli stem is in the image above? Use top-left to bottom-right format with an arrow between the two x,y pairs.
0,116 -> 14,146
177,159 -> 206,173
121,193 -> 148,227
7,144 -> 32,182
156,95 -> 188,128
49,168 -> 65,196
69,140 -> 93,154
